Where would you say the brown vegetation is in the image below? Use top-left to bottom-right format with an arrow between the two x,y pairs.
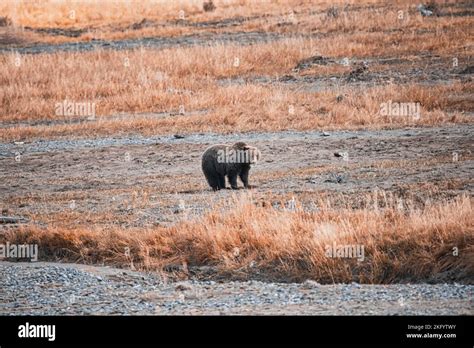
1,1 -> 472,141
2,194 -> 472,283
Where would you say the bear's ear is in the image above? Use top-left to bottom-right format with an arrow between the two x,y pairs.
233,142 -> 247,150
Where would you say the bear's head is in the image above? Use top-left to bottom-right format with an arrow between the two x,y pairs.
232,142 -> 261,165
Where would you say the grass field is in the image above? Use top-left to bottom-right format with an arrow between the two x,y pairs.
1,0 -> 472,140
0,0 -> 473,284
5,194 -> 473,283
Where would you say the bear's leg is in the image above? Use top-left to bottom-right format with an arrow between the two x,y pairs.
204,173 -> 220,191
239,167 -> 250,188
217,174 -> 226,190
228,174 -> 239,190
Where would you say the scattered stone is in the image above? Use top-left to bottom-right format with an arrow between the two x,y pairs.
0,216 -> 28,224
301,279 -> 320,289
324,174 -> 346,184
175,283 -> 192,291
417,3 -> 439,17
1,262 -> 471,315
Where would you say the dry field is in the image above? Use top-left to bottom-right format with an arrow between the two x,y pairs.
0,0 -> 472,140
0,0 -> 473,286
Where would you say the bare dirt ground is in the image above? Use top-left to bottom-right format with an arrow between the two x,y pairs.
1,124 -> 472,228
0,30 -> 287,55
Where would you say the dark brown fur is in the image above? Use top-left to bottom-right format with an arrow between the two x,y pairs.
201,142 -> 260,191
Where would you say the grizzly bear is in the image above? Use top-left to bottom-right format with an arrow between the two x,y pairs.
201,142 -> 260,191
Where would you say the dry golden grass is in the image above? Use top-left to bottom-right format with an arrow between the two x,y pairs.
2,193 -> 473,283
1,35 -> 472,141
1,80 -> 470,141
0,0 -> 399,31
1,0 -> 312,29
1,0 -> 472,140
1,0 -> 472,46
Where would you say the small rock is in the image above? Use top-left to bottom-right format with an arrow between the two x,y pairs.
324,174 -> 346,184
334,152 -> 344,157
301,280 -> 320,289
417,3 -> 439,17
175,283 -> 191,292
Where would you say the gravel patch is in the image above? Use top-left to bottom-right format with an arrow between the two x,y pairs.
1,261 -> 472,315
0,124 -> 472,157
0,31 -> 288,55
